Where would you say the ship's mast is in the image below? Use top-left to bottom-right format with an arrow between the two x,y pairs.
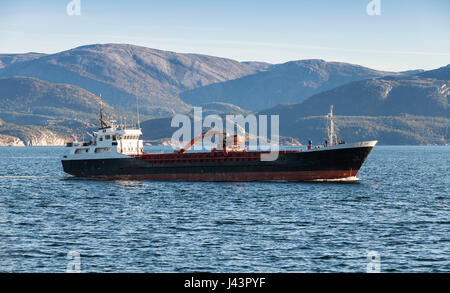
327,105 -> 337,146
99,95 -> 109,129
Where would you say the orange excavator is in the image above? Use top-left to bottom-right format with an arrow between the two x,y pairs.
177,130 -> 223,154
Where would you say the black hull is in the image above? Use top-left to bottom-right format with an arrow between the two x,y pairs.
62,145 -> 374,181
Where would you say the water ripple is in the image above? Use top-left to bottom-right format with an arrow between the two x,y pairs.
0,146 -> 449,272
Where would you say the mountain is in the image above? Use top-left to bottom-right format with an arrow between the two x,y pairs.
272,115 -> 449,145
139,114 -> 302,146
418,64 -> 450,80
0,121 -> 67,146
263,65 -> 449,119
0,44 -> 448,145
399,69 -> 425,75
139,112 -> 449,146
195,102 -> 252,116
180,59 -> 395,111
0,76 -> 110,116
0,44 -> 267,116
141,103 -> 251,141
0,76 -> 121,145
256,65 -> 449,145
0,133 -> 25,146
0,52 -> 46,69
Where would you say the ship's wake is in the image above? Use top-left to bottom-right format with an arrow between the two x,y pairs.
309,176 -> 360,183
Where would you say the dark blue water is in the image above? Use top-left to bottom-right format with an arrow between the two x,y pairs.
0,146 -> 449,272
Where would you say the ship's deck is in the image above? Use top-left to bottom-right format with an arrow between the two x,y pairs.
131,150 -> 300,163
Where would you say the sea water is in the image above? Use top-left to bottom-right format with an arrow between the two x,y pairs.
0,146 -> 448,272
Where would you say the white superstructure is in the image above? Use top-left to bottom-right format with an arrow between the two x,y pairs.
64,117 -> 143,160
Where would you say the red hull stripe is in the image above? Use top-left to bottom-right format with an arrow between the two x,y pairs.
91,169 -> 359,182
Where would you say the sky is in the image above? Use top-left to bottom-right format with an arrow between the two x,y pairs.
0,0 -> 449,71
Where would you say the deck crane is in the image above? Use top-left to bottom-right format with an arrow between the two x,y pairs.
178,130 -> 223,153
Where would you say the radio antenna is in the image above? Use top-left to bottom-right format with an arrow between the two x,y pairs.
136,95 -> 141,129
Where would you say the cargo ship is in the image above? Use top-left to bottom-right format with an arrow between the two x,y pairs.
61,106 -> 377,181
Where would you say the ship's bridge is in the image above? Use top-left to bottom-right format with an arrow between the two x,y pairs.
94,123 -> 143,155
66,121 -> 144,159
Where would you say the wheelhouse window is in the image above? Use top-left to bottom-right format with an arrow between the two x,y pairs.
121,135 -> 139,140
74,148 -> 89,154
105,135 -> 111,140
94,147 -> 111,153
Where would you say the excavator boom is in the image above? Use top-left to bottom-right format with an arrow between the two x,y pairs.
179,130 -> 222,153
